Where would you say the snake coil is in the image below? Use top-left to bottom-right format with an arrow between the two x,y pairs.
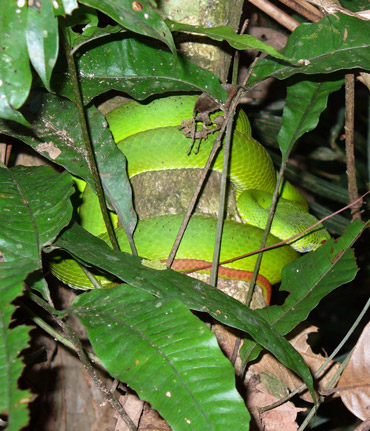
50,95 -> 330,299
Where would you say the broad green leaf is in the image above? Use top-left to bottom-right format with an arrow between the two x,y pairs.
26,0 -> 59,91
0,259 -> 34,431
0,165 -> 73,263
84,105 -> 137,236
79,0 -> 176,55
278,79 -> 344,160
71,285 -> 251,430
250,14 -> 370,84
0,94 -> 137,236
168,21 -> 294,62
0,1 -> 31,124
56,36 -> 228,104
0,164 -> 74,430
240,220 -> 363,363
51,222 -> 315,398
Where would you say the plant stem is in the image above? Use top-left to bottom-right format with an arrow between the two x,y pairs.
210,116 -> 234,287
29,292 -> 137,430
345,73 -> 361,221
259,296 -> 370,416
61,25 -> 119,250
248,0 -> 300,31
298,349 -> 353,431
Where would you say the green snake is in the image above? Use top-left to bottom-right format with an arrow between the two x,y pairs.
50,95 -> 330,301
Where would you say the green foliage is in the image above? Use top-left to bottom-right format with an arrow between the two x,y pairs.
167,21 -> 294,61
250,14 -> 370,82
240,220 -> 363,363
0,165 -> 74,430
57,36 -> 229,104
70,284 -> 251,430
51,222 -> 315,393
0,0 -> 369,429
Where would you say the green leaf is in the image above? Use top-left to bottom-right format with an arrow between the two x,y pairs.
0,94 -> 137,236
56,36 -> 228,104
240,220 -> 363,363
0,98 -> 30,126
79,0 -> 176,55
0,94 -> 136,236
51,222 -> 316,398
26,0 -> 59,91
0,259 -> 34,431
85,105 -> 138,235
0,1 -> 32,124
167,21 -> 293,62
70,24 -> 124,54
250,14 -> 370,84
278,79 -> 344,160
0,165 -> 73,262
0,164 -> 74,430
71,285 -> 250,430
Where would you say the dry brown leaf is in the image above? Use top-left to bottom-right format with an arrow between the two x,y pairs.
336,321 -> 370,421
246,375 -> 305,430
139,403 -> 171,431
115,391 -> 144,431
249,324 -> 340,402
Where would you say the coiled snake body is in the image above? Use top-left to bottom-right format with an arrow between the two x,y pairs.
50,95 -> 330,300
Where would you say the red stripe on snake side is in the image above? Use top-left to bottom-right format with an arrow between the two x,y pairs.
169,259 -> 272,305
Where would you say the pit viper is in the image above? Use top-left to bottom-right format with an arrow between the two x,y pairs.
50,95 -> 330,301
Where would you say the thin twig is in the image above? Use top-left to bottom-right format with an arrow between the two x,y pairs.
210,116 -> 234,287
165,132 -> 225,268
231,19 -> 249,85
210,22 -> 249,287
78,262 -> 105,289
20,299 -> 101,364
63,323 -> 137,430
248,0 -> 300,31
182,190 -> 370,274
165,56 -> 261,269
62,27 -> 120,251
345,73 -> 362,221
277,0 -> 323,22
258,290 -> 370,416
0,142 -> 11,165
244,163 -> 287,307
29,292 -> 137,430
304,0 -> 367,19
297,349 -> 354,431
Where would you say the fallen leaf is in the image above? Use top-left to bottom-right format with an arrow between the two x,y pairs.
246,374 -> 305,430
336,321 -> 370,421
115,391 -> 144,431
249,324 -> 340,402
